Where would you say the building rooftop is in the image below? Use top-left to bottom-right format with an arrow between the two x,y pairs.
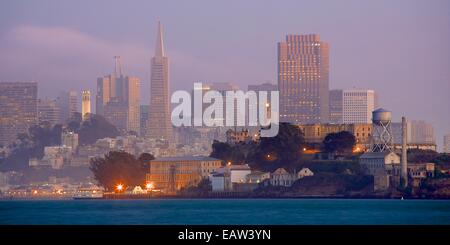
272,168 -> 290,175
152,156 -> 221,162
229,164 -> 251,171
247,170 -> 269,177
359,151 -> 398,159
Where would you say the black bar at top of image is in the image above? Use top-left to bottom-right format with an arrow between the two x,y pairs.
0,225 -> 449,243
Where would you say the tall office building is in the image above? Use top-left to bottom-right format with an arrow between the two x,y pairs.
342,89 -> 376,124
96,75 -> 113,116
278,34 -> 329,124
96,57 -> 140,133
409,120 -> 435,144
444,134 -> 450,153
392,120 -> 436,146
329,90 -> 343,124
0,82 -> 38,146
126,76 -> 140,133
147,21 -> 172,141
38,98 -> 61,125
140,105 -> 149,136
391,121 -> 412,145
57,91 -> 78,122
81,90 -> 91,121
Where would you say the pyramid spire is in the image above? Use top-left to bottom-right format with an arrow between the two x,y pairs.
155,21 -> 165,57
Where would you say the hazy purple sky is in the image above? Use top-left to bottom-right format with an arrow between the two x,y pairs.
0,0 -> 449,148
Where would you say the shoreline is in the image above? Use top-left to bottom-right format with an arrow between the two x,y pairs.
2,195 -> 450,201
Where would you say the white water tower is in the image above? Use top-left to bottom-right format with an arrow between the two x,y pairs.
371,108 -> 393,152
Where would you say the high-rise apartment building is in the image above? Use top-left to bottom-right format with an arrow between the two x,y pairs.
329,90 -> 343,124
96,57 -> 140,133
140,105 -> 149,136
0,82 -> 38,146
38,98 -> 61,125
342,89 -> 376,124
278,34 -> 329,124
391,121 -> 412,145
125,76 -> 140,133
409,120 -> 435,144
56,90 -> 78,122
147,21 -> 172,141
444,134 -> 450,153
96,75 -> 113,116
392,120 -> 436,145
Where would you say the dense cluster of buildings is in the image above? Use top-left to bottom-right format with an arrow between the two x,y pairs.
27,131 -> 211,170
0,22 -> 447,198
96,57 -> 141,133
144,155 -> 315,194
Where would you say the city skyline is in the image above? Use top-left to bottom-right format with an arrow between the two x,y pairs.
0,0 -> 449,148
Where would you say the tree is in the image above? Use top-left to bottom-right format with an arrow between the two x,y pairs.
209,140 -> 253,164
68,113 -> 120,145
138,152 -> 155,163
322,131 -> 356,154
210,140 -> 233,162
89,151 -> 149,191
0,122 -> 62,171
66,112 -> 82,132
249,123 -> 305,171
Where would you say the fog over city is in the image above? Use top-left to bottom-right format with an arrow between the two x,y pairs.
0,0 -> 449,148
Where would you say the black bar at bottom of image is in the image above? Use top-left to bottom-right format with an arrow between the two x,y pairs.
0,225 -> 449,243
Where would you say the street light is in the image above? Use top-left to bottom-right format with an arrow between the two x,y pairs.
116,183 -> 124,192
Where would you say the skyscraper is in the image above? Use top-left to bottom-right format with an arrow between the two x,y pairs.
140,105 -> 149,136
96,75 -> 112,116
147,21 -> 172,141
392,120 -> 436,145
0,82 -> 38,146
81,90 -> 91,121
329,89 -> 343,124
278,34 -> 329,124
125,76 -> 140,133
57,90 -> 78,122
343,89 -> 376,124
96,57 -> 140,133
444,134 -> 450,153
391,121 -> 412,144
38,98 -> 61,125
409,120 -> 435,144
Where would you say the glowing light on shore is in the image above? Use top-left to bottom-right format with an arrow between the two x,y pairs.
116,183 -> 124,192
146,182 -> 154,190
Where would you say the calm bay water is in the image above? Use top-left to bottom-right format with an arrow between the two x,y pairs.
0,199 -> 449,225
